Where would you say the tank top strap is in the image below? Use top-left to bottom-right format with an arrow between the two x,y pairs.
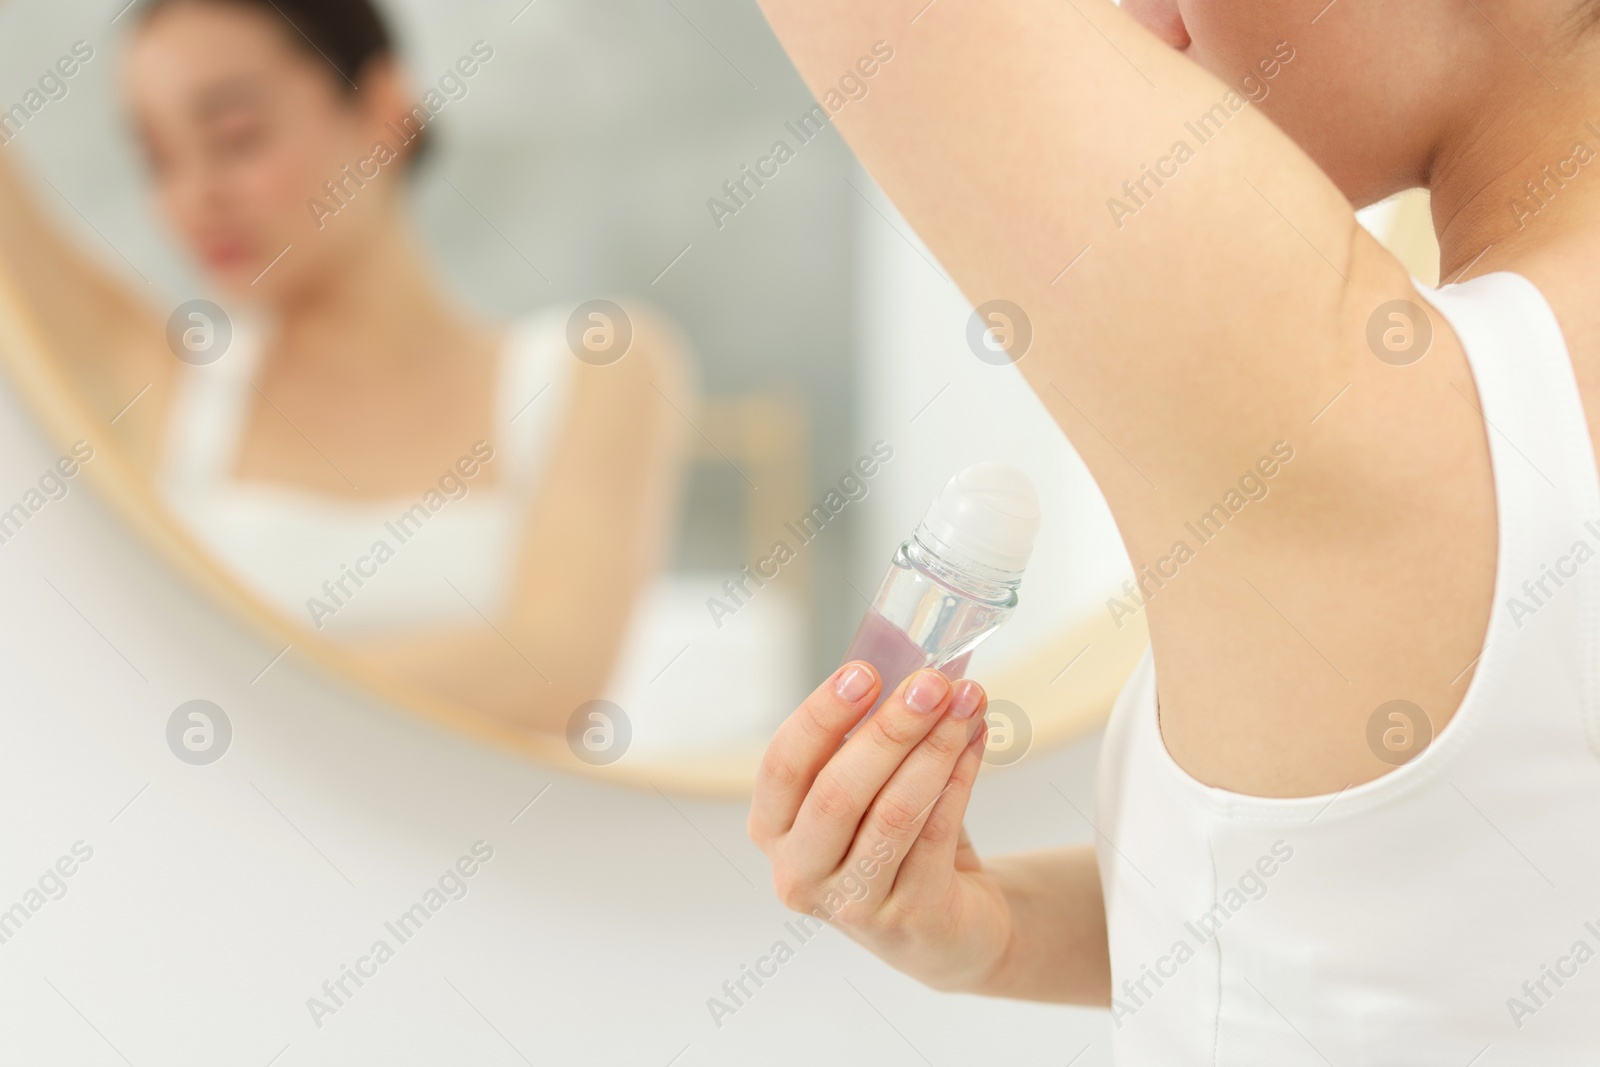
1418,272 -> 1596,507
1418,271 -> 1600,758
159,314 -> 267,496
492,308 -> 576,491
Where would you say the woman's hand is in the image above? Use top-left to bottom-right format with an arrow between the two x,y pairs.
747,663 -> 1015,993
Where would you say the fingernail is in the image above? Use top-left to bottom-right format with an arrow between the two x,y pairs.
836,663 -> 875,704
949,680 -> 983,720
905,670 -> 950,714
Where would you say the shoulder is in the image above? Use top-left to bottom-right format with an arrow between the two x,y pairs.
504,301 -> 689,375
557,299 -> 696,412
1509,241 -> 1600,379
496,301 -> 696,465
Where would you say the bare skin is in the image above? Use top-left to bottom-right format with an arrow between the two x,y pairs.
751,665 -> 1110,1003
0,0 -> 690,728
748,0 -> 1600,1005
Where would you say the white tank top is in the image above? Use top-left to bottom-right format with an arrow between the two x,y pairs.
157,311 -> 808,754
159,310 -> 573,634
1096,272 -> 1600,1062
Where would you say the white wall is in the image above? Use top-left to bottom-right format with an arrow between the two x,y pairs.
851,176 -> 1134,672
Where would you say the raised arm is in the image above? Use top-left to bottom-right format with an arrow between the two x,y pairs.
754,0 -> 1436,521
0,141 -> 171,465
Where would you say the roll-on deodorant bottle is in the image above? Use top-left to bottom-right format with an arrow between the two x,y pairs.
842,462 -> 1040,716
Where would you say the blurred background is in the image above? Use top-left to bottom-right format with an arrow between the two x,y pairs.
0,0 -> 1138,757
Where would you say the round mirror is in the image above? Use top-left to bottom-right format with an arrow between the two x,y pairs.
0,0 -> 1162,792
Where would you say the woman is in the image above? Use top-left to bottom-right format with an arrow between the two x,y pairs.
749,0 -> 1600,1059
0,0 -> 689,730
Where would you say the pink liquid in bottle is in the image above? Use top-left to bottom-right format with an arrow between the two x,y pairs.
843,609 -> 972,718
839,462 -> 1038,723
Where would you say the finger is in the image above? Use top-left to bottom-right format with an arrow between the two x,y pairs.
749,661 -> 881,846
783,671 -> 969,882
845,688 -> 987,908
890,715 -> 987,910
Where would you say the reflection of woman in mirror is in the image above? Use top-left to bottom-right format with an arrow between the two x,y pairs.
0,0 -> 690,729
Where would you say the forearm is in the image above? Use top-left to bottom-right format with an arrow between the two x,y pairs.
971,845 -> 1110,1005
0,143 -> 152,348
0,143 -> 170,466
500,315 -> 693,702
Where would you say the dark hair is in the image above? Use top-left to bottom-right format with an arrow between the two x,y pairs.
139,0 -> 431,167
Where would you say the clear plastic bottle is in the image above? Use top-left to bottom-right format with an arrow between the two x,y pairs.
842,462 -> 1040,716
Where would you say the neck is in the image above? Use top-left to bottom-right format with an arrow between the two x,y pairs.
268,213 -> 469,374
1429,39 -> 1600,283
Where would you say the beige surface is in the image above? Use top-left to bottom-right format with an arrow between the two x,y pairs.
1380,188 -> 1443,287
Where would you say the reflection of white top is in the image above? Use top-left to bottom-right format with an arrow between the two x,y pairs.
1097,274 -> 1600,1062
160,311 -> 573,634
